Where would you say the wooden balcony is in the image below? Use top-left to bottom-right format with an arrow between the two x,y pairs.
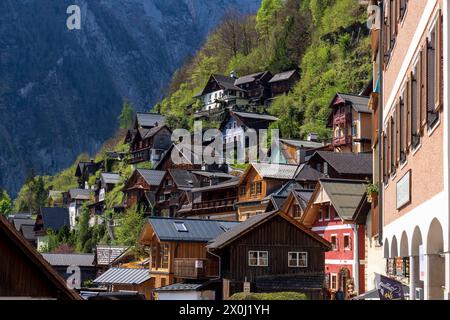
173,258 -> 219,279
333,112 -> 352,125
179,197 -> 236,215
332,135 -> 352,147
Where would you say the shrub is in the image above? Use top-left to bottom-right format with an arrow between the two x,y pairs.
228,292 -> 308,300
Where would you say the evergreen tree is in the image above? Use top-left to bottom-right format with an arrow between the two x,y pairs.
118,101 -> 135,129
0,189 -> 12,216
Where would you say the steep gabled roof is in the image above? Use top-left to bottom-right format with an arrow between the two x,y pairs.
69,188 -> 93,200
101,172 -> 121,185
145,217 -> 240,243
234,71 -> 271,86
295,164 -> 325,182
95,245 -> 129,266
168,169 -> 200,189
292,189 -> 314,211
207,210 -> 330,250
38,207 -> 70,232
268,69 -> 298,83
136,169 -> 166,187
279,138 -> 323,149
330,93 -> 370,114
0,215 -> 80,300
310,151 -> 373,176
135,112 -> 165,129
249,163 -> 300,180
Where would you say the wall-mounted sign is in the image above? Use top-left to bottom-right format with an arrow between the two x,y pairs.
419,245 -> 426,281
396,171 -> 411,209
99,188 -> 106,202
375,273 -> 405,300
243,281 -> 251,294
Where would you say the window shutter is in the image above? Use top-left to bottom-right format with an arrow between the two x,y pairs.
385,3 -> 391,65
391,0 -> 396,46
406,77 -> 412,151
400,95 -> 407,157
421,44 -> 428,130
416,51 -> 423,135
395,106 -> 400,165
387,122 -> 391,176
382,134 -> 387,182
435,10 -> 443,111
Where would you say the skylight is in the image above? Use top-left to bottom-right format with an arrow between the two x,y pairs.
174,222 -> 188,232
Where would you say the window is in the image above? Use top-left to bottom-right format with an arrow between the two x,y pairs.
324,206 -> 331,221
330,273 -> 338,291
399,95 -> 406,163
293,205 -> 301,218
160,243 -> 169,269
343,235 -> 351,250
288,252 -> 308,268
318,209 -> 323,221
250,183 -> 256,196
165,179 -> 172,187
330,235 -> 338,251
351,122 -> 357,137
174,222 -> 188,232
151,243 -> 158,268
411,64 -> 420,148
390,116 -> 396,175
427,23 -> 439,129
248,251 -> 268,267
240,186 -> 246,197
251,182 -> 262,196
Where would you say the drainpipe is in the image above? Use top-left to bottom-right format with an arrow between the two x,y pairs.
377,0 -> 384,247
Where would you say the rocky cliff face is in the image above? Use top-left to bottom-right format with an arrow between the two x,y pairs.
0,0 -> 260,195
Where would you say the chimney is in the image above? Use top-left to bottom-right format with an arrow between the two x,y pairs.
230,71 -> 238,79
307,133 -> 318,142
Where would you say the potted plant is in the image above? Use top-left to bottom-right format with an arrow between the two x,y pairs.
366,182 -> 379,203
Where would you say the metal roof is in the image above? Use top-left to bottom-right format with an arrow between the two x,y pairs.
320,179 -> 367,221
295,164 -> 324,182
334,93 -> 370,113
135,113 -> 165,128
148,217 -> 240,243
93,268 -> 150,285
154,283 -> 204,292
13,218 -> 35,231
252,163 -> 299,180
136,169 -> 166,186
190,177 -> 240,193
42,253 -> 95,267
96,245 -> 129,266
101,173 -> 121,185
280,138 -> 323,149
269,69 -> 298,83
233,111 -> 279,122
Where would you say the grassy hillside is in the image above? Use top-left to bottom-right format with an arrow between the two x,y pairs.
157,0 -> 371,139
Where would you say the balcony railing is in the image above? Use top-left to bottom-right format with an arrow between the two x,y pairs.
333,112 -> 352,125
173,258 -> 219,279
332,135 -> 352,147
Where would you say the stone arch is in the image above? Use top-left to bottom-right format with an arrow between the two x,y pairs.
426,218 -> 444,254
391,235 -> 398,258
400,231 -> 409,257
411,226 -> 423,256
384,238 -> 390,258
426,218 -> 445,300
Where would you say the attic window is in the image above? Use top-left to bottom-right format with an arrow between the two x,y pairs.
174,222 -> 188,232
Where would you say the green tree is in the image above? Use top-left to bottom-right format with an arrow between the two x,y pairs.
114,206 -> 145,252
76,204 -> 92,253
256,0 -> 283,38
0,189 -> 12,216
118,101 -> 135,129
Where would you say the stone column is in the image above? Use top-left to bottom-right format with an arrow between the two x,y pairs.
409,255 -> 416,300
444,252 -> 450,300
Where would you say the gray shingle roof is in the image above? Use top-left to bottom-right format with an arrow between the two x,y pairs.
280,138 -> 324,149
40,207 -> 70,232
136,113 -> 165,128
335,93 -> 370,113
96,245 -> 129,266
252,163 -> 300,180
42,253 -> 95,267
94,268 -> 150,285
295,164 -> 325,182
169,169 -> 200,189
320,179 -> 367,221
234,71 -> 267,86
292,189 -> 314,210
269,69 -> 298,83
101,173 -> 121,185
212,74 -> 244,91
154,283 -> 205,292
69,189 -> 93,200
137,169 -> 166,186
20,224 -> 36,241
148,217 -> 240,242
233,111 -> 279,122
190,177 -> 240,193
13,218 -> 35,231
312,151 -> 373,176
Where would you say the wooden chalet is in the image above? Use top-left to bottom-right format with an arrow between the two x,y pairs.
34,207 -> 70,251
235,163 -> 299,221
124,112 -> 166,143
140,217 -> 240,299
300,179 -> 368,297
306,151 -> 373,180
177,177 -> 240,221
89,172 -> 121,216
271,138 -> 326,165
42,253 -> 97,289
75,160 -> 102,189
207,210 -> 331,300
268,69 -> 300,98
127,125 -> 172,165
327,93 -> 372,153
234,71 -> 273,106
93,267 -> 153,300
0,214 -> 79,300
281,189 -> 315,221
154,169 -> 200,217
122,169 -> 165,211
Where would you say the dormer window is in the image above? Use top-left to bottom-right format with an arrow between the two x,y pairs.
174,222 -> 188,232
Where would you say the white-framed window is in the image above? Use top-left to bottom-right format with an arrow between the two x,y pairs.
330,273 -> 338,291
324,206 -> 331,221
318,209 -> 323,221
248,251 -> 268,267
288,252 -> 308,268
330,235 -> 338,251
343,234 -> 351,250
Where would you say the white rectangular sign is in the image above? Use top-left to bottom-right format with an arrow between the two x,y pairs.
396,171 -> 411,209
